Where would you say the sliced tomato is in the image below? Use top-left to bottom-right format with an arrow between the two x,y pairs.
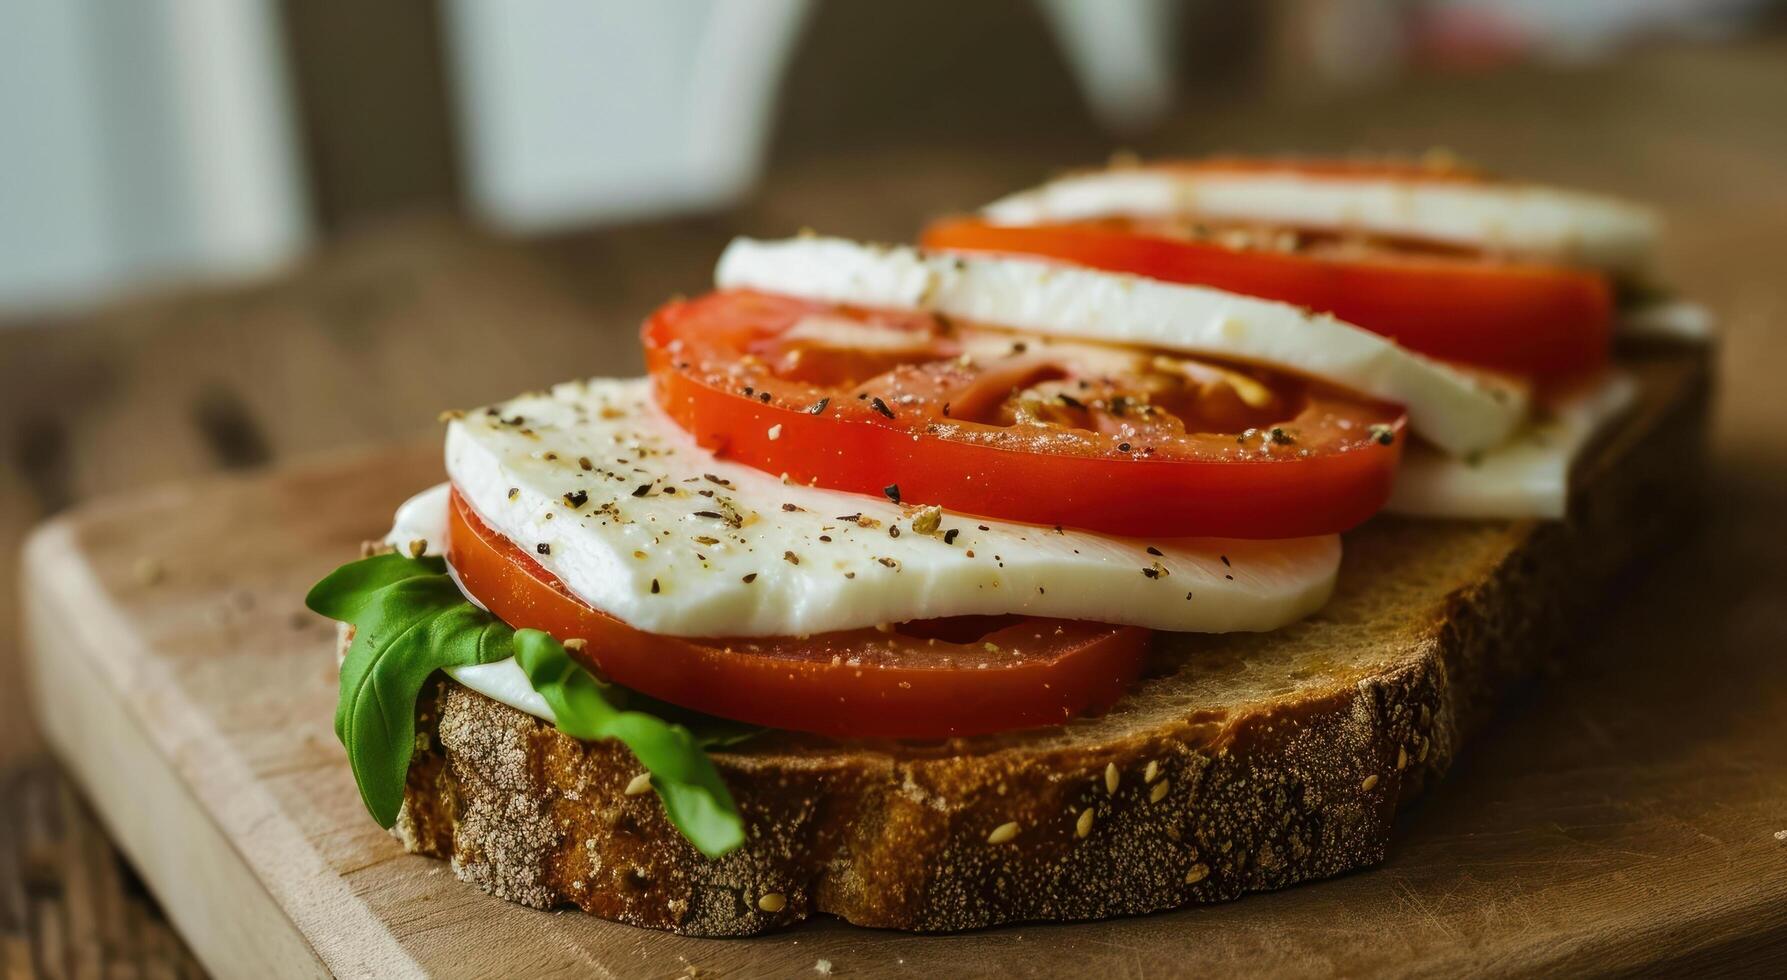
643,290 -> 1404,539
446,487 -> 1150,739
921,217 -> 1613,378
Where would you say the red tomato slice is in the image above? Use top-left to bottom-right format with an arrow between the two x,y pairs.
643,290 -> 1404,539
446,486 -> 1150,739
921,217 -> 1613,378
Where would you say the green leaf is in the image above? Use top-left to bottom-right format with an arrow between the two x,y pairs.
309,554 -> 513,827
306,553 -> 756,857
1615,276 -> 1676,309
306,552 -> 447,620
620,690 -> 764,750
512,629 -> 746,858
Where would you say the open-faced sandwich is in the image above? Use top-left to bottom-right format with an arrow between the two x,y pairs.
307,156 -> 1710,936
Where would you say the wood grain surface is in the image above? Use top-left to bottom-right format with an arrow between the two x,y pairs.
1,766 -> 207,979
4,36 -> 1787,978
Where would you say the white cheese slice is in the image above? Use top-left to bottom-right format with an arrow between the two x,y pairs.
381,483 -> 557,724
444,659 -> 555,722
1387,370 -> 1638,520
981,168 -> 1659,275
383,480 -> 450,558
716,236 -> 1528,457
445,378 -> 1341,638
1621,299 -> 1714,342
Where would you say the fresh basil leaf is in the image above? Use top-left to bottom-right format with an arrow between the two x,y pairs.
308,555 -> 513,827
619,690 -> 764,749
308,554 -> 755,857
512,629 -> 746,858
1615,277 -> 1675,310
306,552 -> 448,620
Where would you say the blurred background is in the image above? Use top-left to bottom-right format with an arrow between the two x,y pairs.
2,0 -> 1780,314
3,1 -> 1787,973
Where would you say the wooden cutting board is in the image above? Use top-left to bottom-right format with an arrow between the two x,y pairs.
20,445 -> 1787,978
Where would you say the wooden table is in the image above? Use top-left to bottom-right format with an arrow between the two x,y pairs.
5,38 -> 1787,977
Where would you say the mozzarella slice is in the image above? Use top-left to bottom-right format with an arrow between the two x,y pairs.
384,481 -> 449,556
446,659 -> 555,722
446,378 -> 1340,638
1621,299 -> 1714,342
381,483 -> 558,724
716,236 -> 1528,457
981,167 -> 1659,275
1387,370 -> 1637,520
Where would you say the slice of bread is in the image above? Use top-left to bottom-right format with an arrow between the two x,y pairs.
386,347 -> 1707,936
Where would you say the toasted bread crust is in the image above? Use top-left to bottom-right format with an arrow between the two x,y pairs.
387,350 -> 1708,936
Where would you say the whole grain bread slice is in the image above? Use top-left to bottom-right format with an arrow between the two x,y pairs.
386,347 -> 1708,936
